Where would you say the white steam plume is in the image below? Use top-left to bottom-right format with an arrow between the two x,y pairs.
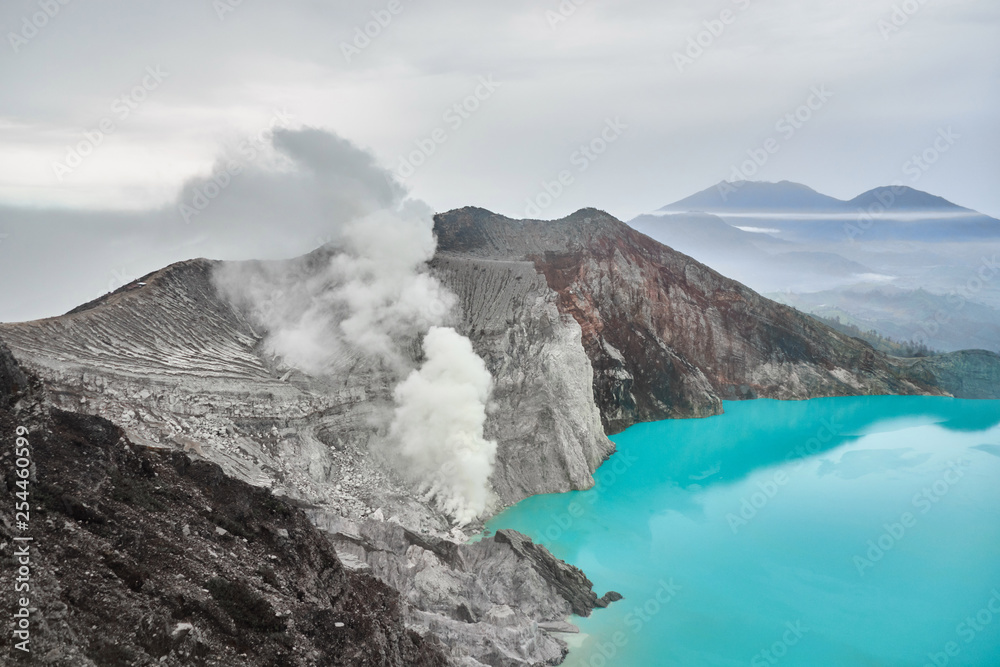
391,327 -> 498,525
213,127 -> 496,523
220,201 -> 457,374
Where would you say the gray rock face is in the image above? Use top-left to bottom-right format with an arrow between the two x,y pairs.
0,252 -> 617,665
897,350 -> 1000,399
0,251 -> 612,518
318,516 -> 616,666
492,529 -> 618,617
0,330 -> 28,408
0,260 -> 385,513
431,255 -> 612,504
0,342 -> 450,667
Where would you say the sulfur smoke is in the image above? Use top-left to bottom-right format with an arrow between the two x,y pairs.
213,127 -> 497,523
391,327 -> 497,524
218,201 -> 457,375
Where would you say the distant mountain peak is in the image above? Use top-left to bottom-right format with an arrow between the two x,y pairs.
848,186 -> 969,212
661,180 -> 976,215
661,180 -> 845,213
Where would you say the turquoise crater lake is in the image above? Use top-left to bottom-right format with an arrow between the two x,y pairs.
485,397 -> 1000,666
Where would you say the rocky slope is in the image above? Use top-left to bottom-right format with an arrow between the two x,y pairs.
0,338 -> 618,666
316,518 -> 620,666
897,350 -> 1000,399
0,336 -> 27,408
429,254 -> 610,503
0,339 -> 448,666
0,208 -> 948,516
0,251 -> 610,516
433,207 -> 944,434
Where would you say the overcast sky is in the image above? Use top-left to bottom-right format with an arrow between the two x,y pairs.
0,0 -> 998,321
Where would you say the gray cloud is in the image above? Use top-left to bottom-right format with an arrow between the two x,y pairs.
0,0 -> 998,320
0,127 -> 409,321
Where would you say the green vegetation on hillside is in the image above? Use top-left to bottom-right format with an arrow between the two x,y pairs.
811,314 -> 936,358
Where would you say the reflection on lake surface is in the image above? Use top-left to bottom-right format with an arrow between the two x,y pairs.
486,397 -> 1000,666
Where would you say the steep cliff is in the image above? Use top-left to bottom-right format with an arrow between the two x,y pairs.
430,255 -> 610,504
315,516 -> 619,666
433,207 -> 943,433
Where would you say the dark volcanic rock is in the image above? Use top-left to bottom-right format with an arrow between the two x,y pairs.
493,529 -> 618,617
0,337 -> 447,667
323,520 -> 621,665
0,337 -> 27,409
598,591 -> 623,606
